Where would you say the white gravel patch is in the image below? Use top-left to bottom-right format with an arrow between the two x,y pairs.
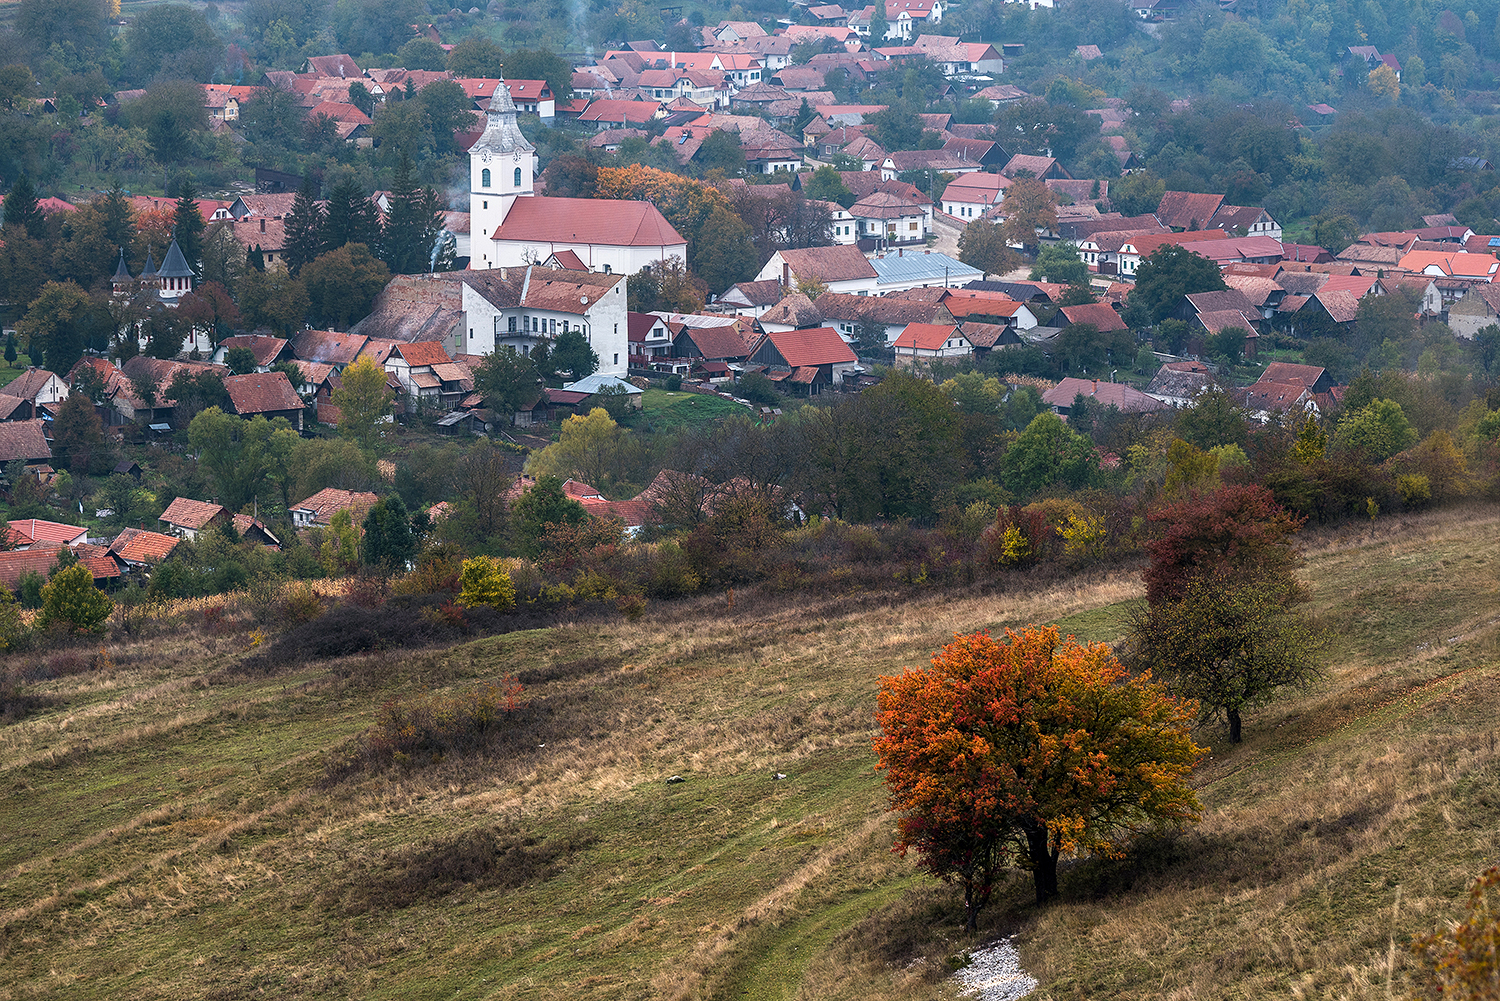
951,937 -> 1038,1001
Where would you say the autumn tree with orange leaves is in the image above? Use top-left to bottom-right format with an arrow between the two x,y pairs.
593,165 -> 755,291
875,627 -> 1204,927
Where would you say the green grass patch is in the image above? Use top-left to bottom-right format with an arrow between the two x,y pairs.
639,388 -> 750,429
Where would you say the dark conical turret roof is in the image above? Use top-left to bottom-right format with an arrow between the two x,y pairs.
157,238 -> 193,279
112,247 -> 131,282
140,249 -> 157,278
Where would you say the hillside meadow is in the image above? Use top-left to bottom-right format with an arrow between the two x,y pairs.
2,505 -> 1500,1000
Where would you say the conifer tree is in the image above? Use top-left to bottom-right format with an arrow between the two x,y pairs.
4,172 -> 42,239
379,153 -> 446,274
173,180 -> 206,280
323,176 -> 381,253
282,177 -> 325,277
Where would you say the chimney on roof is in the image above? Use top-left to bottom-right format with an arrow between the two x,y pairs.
782,262 -> 790,290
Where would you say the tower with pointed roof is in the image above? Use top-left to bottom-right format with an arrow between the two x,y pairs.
468,79 -> 536,269
110,247 -> 132,296
156,238 -> 194,302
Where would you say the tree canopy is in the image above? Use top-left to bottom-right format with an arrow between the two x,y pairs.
876,626 -> 1204,922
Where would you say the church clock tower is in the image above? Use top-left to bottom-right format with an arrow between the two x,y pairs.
469,79 -> 537,270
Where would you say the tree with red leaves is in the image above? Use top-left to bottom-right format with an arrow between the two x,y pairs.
1133,484 -> 1324,743
875,627 -> 1204,925
1141,483 -> 1305,605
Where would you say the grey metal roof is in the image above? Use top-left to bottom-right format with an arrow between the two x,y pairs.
157,238 -> 193,278
563,373 -> 643,395
870,252 -> 983,285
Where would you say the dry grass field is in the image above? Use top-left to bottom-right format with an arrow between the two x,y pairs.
2,505 -> 1499,999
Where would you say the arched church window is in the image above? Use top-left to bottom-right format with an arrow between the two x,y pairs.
514,167 -> 522,187
481,168 -> 491,188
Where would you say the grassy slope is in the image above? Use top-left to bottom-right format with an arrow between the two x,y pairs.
2,507 -> 1499,999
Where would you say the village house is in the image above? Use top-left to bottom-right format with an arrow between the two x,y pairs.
1041,377 -> 1167,415
6,519 -> 87,549
892,323 -> 972,368
223,372 -> 306,430
460,266 -> 630,377
0,368 -> 67,420
746,327 -> 859,393
289,488 -> 379,529
755,245 -> 879,296
158,497 -> 230,540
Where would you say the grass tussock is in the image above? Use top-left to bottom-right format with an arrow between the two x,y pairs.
0,506 -> 1497,999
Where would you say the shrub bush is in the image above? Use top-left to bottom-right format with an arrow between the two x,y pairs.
1397,472 -> 1432,508
365,678 -> 524,764
458,557 -> 516,611
39,564 -> 112,633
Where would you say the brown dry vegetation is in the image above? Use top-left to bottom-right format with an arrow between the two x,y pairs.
0,506 -> 1498,999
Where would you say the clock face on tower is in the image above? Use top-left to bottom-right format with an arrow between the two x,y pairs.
480,152 -> 491,164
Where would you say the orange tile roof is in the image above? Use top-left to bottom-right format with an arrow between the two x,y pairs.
892,323 -> 962,350
762,327 -> 856,367
291,488 -> 378,525
393,341 -> 453,367
110,528 -> 180,564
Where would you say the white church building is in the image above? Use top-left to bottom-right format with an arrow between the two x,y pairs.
468,83 -> 689,274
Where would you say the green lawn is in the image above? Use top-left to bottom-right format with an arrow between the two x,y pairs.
638,387 -> 754,430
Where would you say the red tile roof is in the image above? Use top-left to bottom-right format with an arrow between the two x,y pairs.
224,372 -> 304,415
392,341 -> 453,367
218,335 -> 288,368
491,196 -> 687,248
776,245 -> 877,282
160,497 -> 227,531
7,519 -> 87,547
0,548 -> 63,590
290,329 -> 367,366
291,488 -> 378,525
1058,302 -> 1128,332
683,324 -> 753,360
892,323 -> 962,350
1156,191 -> 1226,231
763,327 -> 856,367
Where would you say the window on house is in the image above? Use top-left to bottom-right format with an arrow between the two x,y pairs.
562,320 -> 570,333
481,168 -> 491,187
508,317 -> 517,332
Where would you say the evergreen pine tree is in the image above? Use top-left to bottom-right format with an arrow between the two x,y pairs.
173,180 -> 206,280
99,181 -> 134,258
282,176 -> 325,277
4,172 -> 42,239
4,332 -> 15,366
379,153 -> 446,275
323,176 -> 381,253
